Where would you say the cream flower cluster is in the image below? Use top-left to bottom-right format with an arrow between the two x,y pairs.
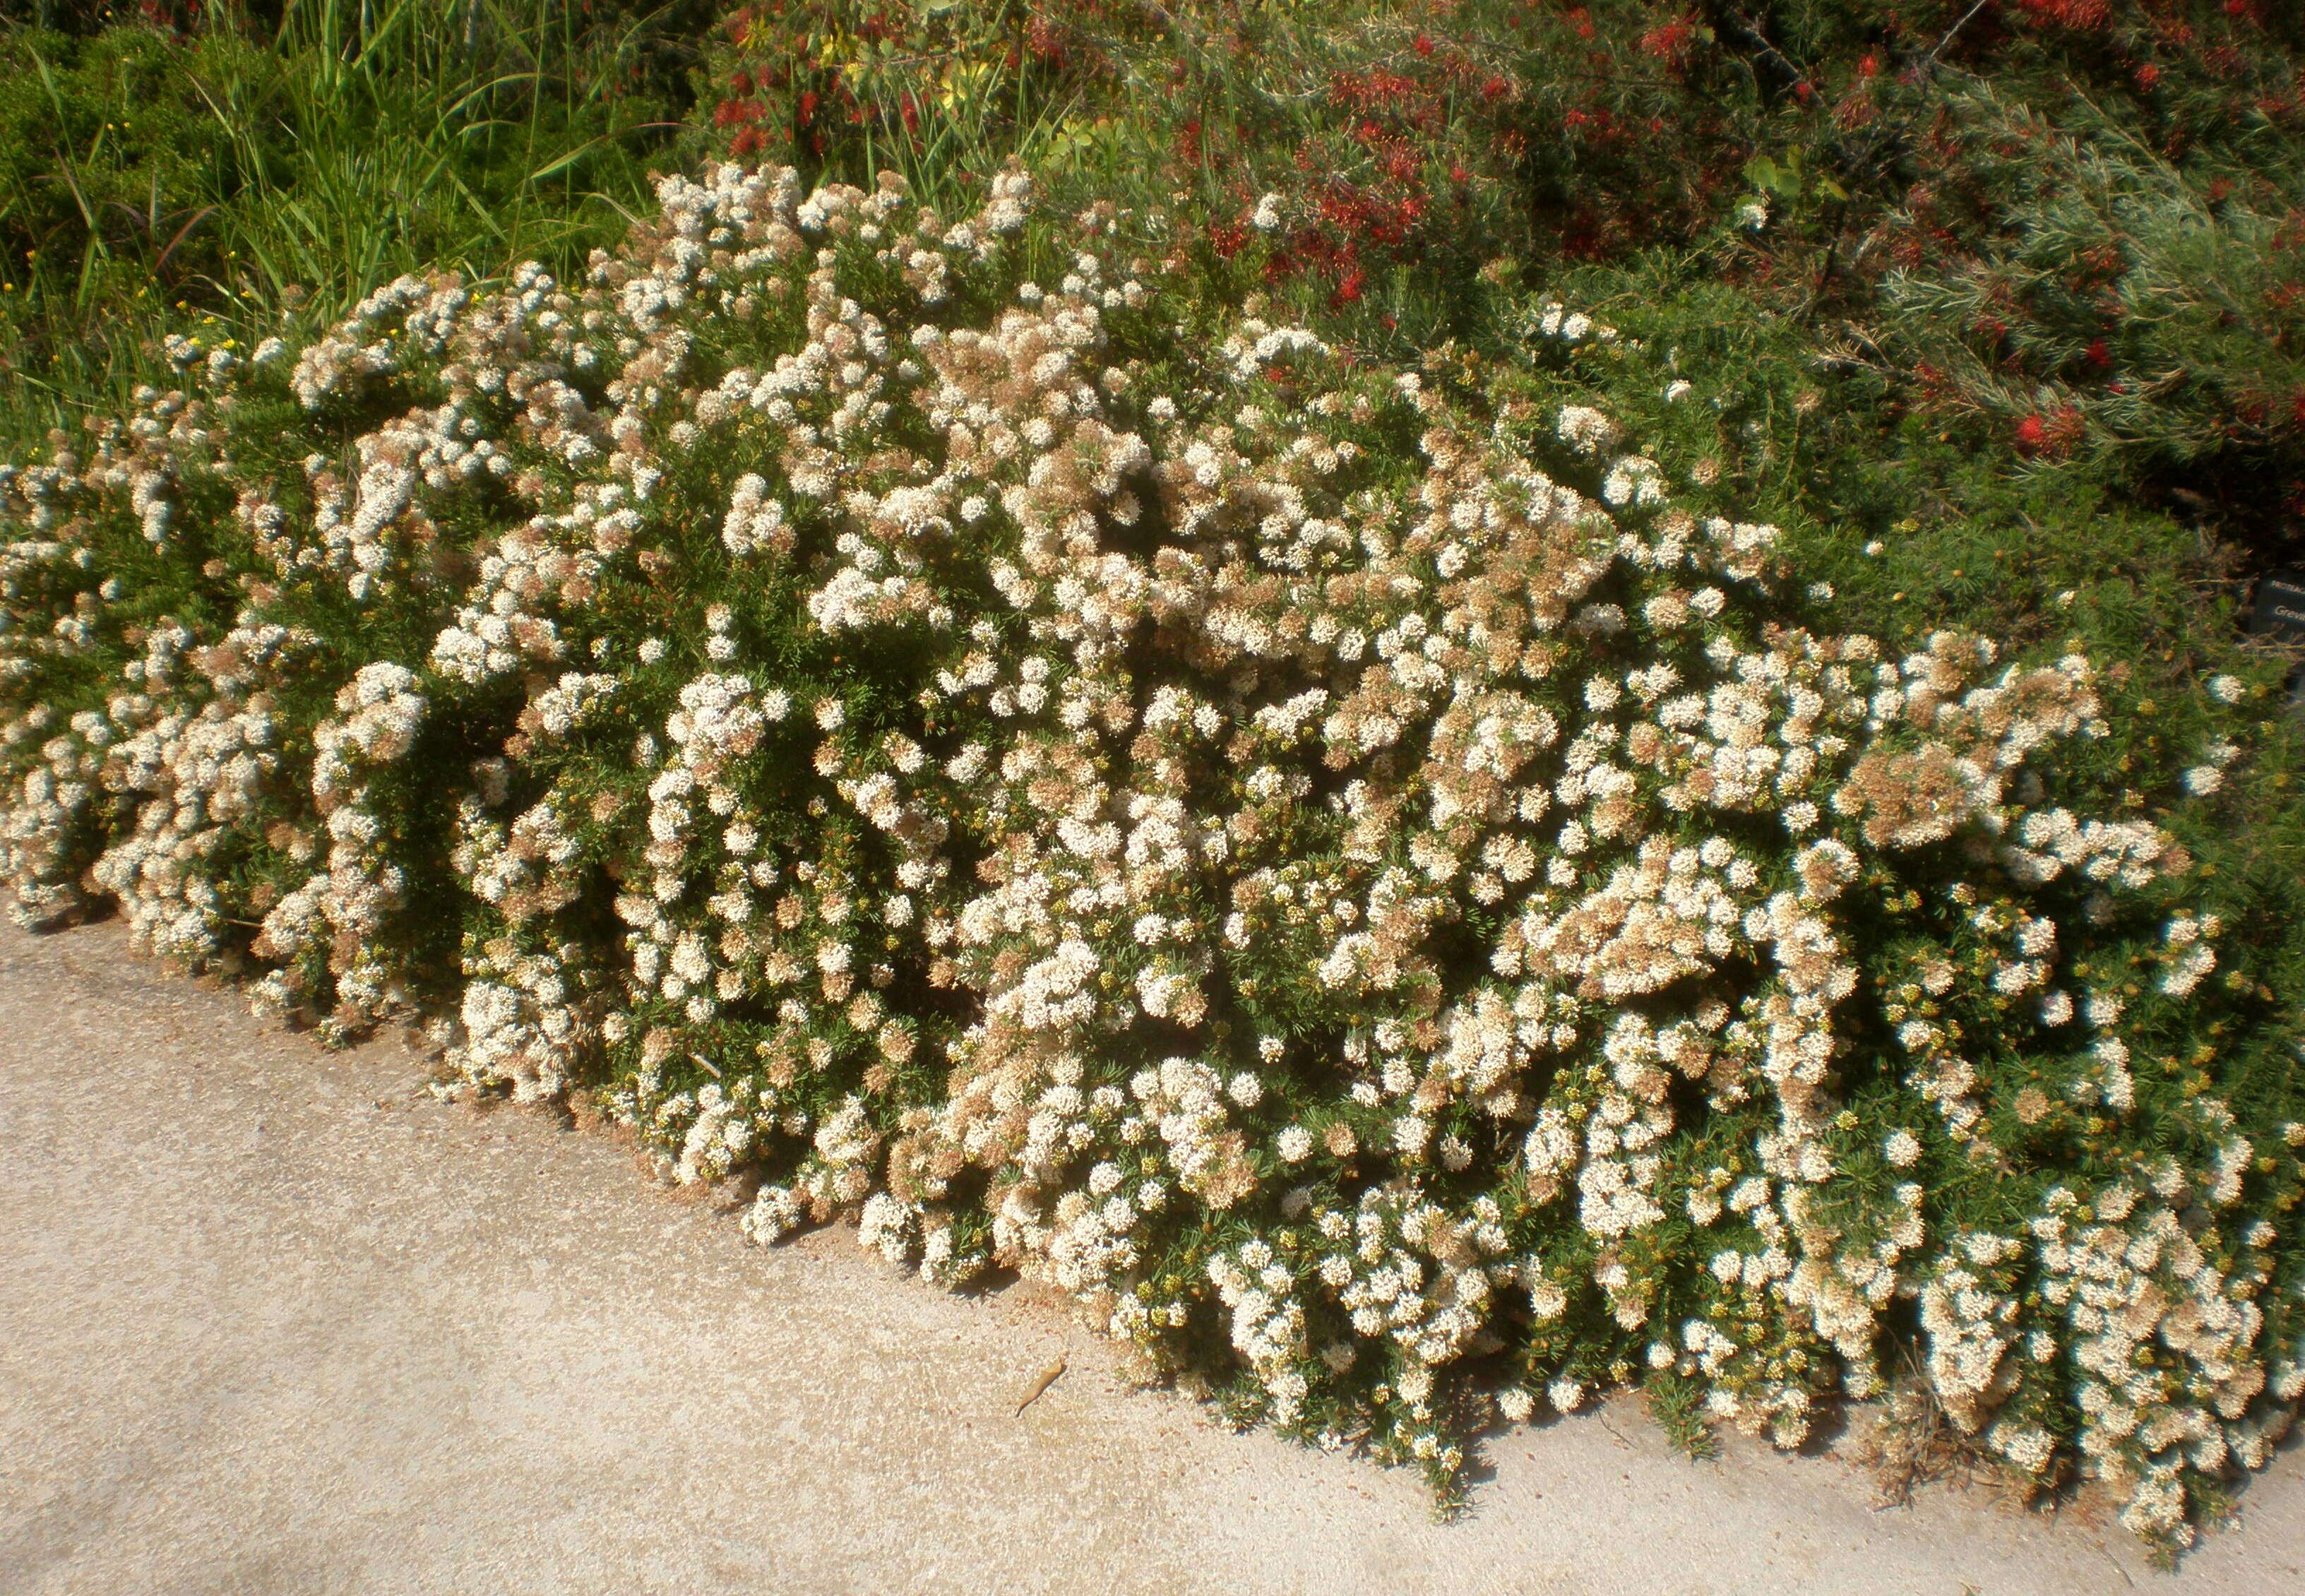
0,159 -> 2293,1544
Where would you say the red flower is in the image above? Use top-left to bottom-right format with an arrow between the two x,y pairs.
1331,69 -> 1419,111
2085,338 -> 2112,369
1413,33 -> 1434,57
1858,52 -> 1880,78
1639,18 -> 1695,64
2015,407 -> 2085,458
2135,62 -> 2162,91
2017,0 -> 2111,25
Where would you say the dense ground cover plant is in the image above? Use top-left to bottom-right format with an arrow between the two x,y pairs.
1,160 -> 2299,1550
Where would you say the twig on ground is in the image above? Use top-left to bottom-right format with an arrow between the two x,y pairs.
1016,1351 -> 1068,1415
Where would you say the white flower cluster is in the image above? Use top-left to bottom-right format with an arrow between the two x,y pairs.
88,621 -> 296,963
246,662 -> 429,1035
0,158 -> 2293,1540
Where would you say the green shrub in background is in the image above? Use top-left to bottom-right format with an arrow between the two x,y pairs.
0,18 -> 280,309
698,0 -> 2305,559
1869,76 -> 2304,496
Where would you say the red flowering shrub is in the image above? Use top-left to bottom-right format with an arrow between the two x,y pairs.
690,3 -> 2305,559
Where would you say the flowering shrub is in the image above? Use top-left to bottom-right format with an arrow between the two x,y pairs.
698,1 -> 2305,554
1872,76 -> 2305,497
1,160 -> 2299,1549
700,0 -> 1544,314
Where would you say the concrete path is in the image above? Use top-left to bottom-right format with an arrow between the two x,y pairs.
2,917 -> 2300,1596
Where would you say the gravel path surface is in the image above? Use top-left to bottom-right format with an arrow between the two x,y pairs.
3,916 -> 2300,1595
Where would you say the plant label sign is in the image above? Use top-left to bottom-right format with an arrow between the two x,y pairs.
2252,570 -> 2305,641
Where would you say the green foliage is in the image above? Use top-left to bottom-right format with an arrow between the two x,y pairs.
0,0 -> 707,432
1870,78 -> 2305,489
0,21 -> 271,288
1647,1368 -> 1723,1461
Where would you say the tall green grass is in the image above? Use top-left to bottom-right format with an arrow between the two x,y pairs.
0,0 -> 703,437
